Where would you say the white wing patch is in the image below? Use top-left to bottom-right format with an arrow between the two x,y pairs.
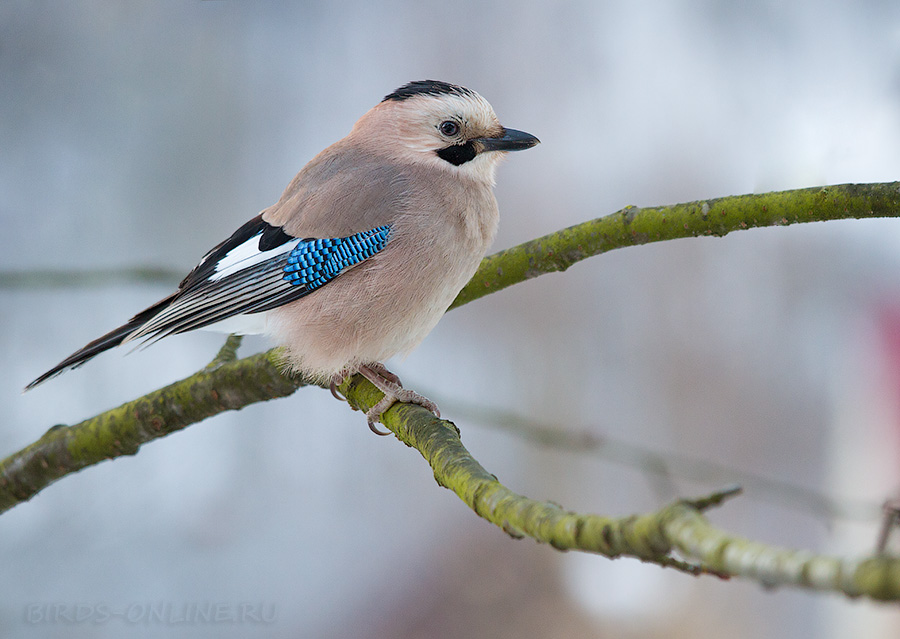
209,233 -> 300,282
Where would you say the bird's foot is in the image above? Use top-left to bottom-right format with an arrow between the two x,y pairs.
365,361 -> 402,387
358,363 -> 440,435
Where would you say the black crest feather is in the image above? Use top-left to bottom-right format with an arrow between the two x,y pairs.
383,80 -> 474,103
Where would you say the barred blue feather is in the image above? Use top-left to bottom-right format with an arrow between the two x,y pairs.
284,226 -> 391,290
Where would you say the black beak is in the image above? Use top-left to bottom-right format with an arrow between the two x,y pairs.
478,128 -> 540,152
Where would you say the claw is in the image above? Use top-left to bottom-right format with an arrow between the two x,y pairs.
365,393 -> 400,432
367,417 -> 391,436
329,372 -> 348,401
357,363 -> 440,434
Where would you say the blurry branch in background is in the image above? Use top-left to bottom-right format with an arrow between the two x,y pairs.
443,398 -> 880,522
0,267 -> 182,289
6,181 -> 900,601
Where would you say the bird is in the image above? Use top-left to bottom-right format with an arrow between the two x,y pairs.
25,80 -> 539,432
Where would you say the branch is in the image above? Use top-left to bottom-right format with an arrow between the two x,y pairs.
0,267 -> 183,289
666,504 -> 900,600
451,181 -> 900,308
337,376 -> 900,600
7,182 -> 900,598
1,349 -> 306,513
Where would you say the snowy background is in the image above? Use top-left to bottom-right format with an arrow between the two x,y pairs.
3,1 -> 900,637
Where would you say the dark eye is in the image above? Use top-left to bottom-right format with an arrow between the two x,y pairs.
439,120 -> 460,137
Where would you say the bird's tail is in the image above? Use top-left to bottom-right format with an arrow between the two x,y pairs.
24,293 -> 177,391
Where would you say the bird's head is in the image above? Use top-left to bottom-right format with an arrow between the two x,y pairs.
352,80 -> 539,185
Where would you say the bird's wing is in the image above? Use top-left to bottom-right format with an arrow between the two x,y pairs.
125,214 -> 392,345
262,145 -> 414,237
139,149 -> 411,341
25,214 -> 391,389
25,148 -> 408,390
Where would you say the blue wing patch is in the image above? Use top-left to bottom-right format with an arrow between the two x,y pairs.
283,225 -> 391,290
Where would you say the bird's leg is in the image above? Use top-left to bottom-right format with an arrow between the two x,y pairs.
358,363 -> 440,435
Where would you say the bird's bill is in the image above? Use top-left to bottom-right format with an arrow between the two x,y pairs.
477,128 -> 540,152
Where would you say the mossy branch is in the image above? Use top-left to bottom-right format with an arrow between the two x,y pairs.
339,376 -> 900,601
6,181 -> 900,599
451,181 -> 900,308
1,349 -> 305,513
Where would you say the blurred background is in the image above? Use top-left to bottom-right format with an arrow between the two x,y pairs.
3,1 -> 900,637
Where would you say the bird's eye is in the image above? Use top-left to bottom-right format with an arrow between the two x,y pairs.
439,120 -> 460,137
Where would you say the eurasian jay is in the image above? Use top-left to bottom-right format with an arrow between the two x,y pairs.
26,80 -> 539,431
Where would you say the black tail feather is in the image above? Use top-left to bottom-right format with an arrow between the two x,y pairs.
24,293 -> 177,391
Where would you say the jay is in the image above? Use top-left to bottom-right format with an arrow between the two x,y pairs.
26,80 -> 539,431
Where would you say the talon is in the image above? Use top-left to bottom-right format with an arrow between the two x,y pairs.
365,393 -> 400,434
330,372 -> 348,401
367,418 -> 391,436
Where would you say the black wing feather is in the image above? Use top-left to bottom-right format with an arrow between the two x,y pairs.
25,216 -> 307,390
26,215 -> 388,390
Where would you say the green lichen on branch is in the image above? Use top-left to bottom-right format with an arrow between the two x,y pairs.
665,503 -> 900,600
452,182 -> 900,308
0,349 -> 304,514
